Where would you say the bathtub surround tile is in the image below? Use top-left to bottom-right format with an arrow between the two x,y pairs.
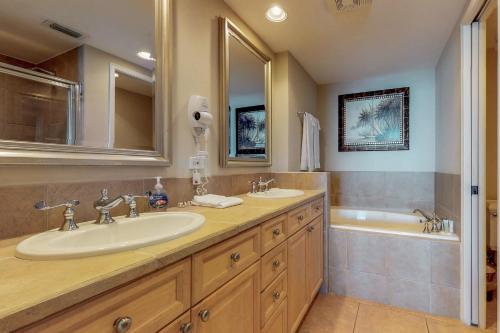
386,237 -> 431,282
331,229 -> 348,269
435,172 -> 461,237
331,171 -> 435,212
347,270 -> 388,304
387,278 -> 430,313
348,232 -> 386,274
431,241 -> 460,289
430,284 -> 460,319
331,268 -> 347,296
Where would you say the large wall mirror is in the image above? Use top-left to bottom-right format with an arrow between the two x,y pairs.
219,18 -> 272,168
0,0 -> 170,165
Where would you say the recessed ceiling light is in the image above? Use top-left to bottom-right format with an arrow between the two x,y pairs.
266,5 -> 287,22
137,51 -> 156,61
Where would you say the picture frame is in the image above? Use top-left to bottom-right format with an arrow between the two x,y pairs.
338,87 -> 409,152
235,105 -> 266,156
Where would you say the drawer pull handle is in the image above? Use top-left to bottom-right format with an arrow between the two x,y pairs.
199,309 -> 210,322
180,322 -> 193,333
272,228 -> 281,237
272,259 -> 281,269
114,316 -> 133,333
272,291 -> 281,301
230,252 -> 241,263
307,225 -> 315,232
298,215 -> 304,221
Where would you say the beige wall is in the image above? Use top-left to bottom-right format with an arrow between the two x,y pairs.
486,48 -> 498,200
0,0 -> 296,185
435,26 -> 462,175
272,51 -> 319,171
114,88 -> 153,151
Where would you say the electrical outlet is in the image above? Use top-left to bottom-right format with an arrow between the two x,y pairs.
192,170 -> 201,185
189,156 -> 204,169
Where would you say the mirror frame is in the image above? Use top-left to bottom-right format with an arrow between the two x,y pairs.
219,17 -> 272,168
0,0 -> 171,166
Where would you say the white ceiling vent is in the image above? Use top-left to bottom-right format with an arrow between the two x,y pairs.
327,0 -> 373,13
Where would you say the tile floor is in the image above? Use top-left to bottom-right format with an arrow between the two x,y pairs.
298,294 -> 497,333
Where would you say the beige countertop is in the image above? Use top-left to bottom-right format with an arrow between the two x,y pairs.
0,190 -> 324,332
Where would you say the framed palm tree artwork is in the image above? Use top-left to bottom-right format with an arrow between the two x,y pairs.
236,105 -> 266,156
338,87 -> 409,152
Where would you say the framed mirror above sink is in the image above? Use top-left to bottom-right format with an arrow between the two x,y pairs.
219,17 -> 272,168
0,0 -> 171,165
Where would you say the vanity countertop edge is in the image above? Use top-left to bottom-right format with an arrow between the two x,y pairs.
0,190 -> 325,332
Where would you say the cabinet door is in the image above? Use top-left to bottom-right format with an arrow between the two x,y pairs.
262,299 -> 287,333
286,228 -> 308,333
306,216 -> 324,301
191,262 -> 260,333
158,312 -> 191,333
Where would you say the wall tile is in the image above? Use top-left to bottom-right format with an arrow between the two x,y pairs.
330,267 -> 347,296
431,241 -> 460,288
346,270 -> 388,304
387,278 -> 430,313
0,185 -> 47,239
331,229 -> 348,269
430,284 -> 460,319
348,232 -> 386,274
272,173 -> 297,189
386,236 -> 431,282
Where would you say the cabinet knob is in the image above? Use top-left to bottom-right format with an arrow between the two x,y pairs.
230,252 -> 241,263
272,228 -> 281,237
114,316 -> 133,333
180,322 -> 193,333
298,215 -> 304,221
272,291 -> 281,301
199,309 -> 210,322
272,259 -> 281,270
307,225 -> 315,232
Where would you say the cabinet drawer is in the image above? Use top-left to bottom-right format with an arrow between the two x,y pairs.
192,262 -> 260,333
261,214 -> 288,254
261,242 -> 287,290
19,258 -> 191,333
261,270 -> 287,327
261,299 -> 287,333
287,204 -> 311,235
192,227 -> 261,304
158,312 -> 191,333
310,198 -> 324,220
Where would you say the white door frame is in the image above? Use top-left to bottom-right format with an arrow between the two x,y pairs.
461,0 -> 498,329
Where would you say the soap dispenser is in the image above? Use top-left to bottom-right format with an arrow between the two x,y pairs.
148,176 -> 169,209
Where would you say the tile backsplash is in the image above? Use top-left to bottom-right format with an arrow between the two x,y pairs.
330,171 -> 435,212
0,172 -> 329,240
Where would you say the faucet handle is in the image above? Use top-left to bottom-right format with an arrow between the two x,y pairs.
34,200 -> 80,231
122,194 -> 148,218
34,200 -> 80,211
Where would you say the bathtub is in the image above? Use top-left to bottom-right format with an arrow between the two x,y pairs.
329,207 -> 461,316
330,208 -> 459,241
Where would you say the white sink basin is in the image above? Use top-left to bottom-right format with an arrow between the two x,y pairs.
16,212 -> 205,260
247,188 -> 305,199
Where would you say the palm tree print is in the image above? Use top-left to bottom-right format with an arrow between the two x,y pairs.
353,96 -> 402,142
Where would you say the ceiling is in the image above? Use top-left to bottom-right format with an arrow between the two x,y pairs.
224,0 -> 468,84
0,0 -> 154,69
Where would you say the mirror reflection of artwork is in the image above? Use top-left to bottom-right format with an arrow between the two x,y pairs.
338,87 -> 409,152
236,106 -> 266,156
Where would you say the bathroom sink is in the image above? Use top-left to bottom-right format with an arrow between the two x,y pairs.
247,188 -> 305,199
15,212 -> 205,260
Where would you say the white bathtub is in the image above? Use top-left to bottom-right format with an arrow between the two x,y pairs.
330,208 -> 459,241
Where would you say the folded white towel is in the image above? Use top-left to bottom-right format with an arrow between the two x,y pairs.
193,194 -> 243,209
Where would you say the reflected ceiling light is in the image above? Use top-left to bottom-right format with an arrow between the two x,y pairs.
137,51 -> 156,61
265,5 -> 287,22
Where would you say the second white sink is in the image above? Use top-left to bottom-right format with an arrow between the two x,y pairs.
15,212 -> 205,260
247,188 -> 305,199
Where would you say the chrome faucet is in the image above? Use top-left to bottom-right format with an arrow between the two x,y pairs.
93,189 -> 125,224
413,209 -> 434,222
414,209 -> 442,233
121,194 -> 148,218
258,177 -> 276,192
35,200 -> 80,231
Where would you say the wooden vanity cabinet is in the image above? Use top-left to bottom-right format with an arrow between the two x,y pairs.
191,262 -> 261,333
306,216 -> 324,300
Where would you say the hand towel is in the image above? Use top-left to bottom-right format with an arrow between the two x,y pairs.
193,194 -> 243,209
300,112 -> 321,171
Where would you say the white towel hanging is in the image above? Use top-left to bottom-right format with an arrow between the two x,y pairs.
300,112 -> 321,171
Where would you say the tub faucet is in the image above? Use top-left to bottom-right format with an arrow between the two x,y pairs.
413,209 -> 434,222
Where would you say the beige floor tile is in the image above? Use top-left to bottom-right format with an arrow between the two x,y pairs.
298,295 -> 359,333
354,302 -> 428,333
427,317 -> 494,332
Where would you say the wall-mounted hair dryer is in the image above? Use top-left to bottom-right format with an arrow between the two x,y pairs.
188,95 -> 211,188
188,95 -> 213,137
